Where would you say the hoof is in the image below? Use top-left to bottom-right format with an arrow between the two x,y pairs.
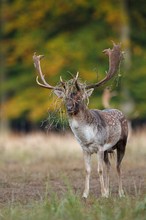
102,193 -> 109,198
119,190 -> 125,198
101,190 -> 110,198
82,192 -> 88,199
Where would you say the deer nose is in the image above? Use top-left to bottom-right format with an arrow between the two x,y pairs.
67,105 -> 73,111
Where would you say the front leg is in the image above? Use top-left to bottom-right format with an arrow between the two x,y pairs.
97,149 -> 107,197
82,151 -> 91,199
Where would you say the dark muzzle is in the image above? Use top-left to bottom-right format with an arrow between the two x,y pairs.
67,105 -> 73,112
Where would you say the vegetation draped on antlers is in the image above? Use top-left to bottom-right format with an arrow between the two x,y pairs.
33,42 -> 123,91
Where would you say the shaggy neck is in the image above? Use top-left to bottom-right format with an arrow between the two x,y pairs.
67,103 -> 101,125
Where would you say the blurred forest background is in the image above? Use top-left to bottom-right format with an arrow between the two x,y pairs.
0,0 -> 146,133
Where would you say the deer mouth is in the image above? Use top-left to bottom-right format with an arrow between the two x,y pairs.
67,107 -> 79,115
67,109 -> 74,114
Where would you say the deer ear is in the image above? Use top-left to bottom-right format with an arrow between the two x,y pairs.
86,88 -> 94,97
54,89 -> 65,98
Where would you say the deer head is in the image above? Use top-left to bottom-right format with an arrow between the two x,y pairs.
55,73 -> 94,115
33,42 -> 123,115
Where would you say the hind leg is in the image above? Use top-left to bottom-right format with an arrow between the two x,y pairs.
104,151 -> 110,197
116,142 -> 126,197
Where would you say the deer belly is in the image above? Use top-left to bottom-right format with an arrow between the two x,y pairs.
104,121 -> 122,150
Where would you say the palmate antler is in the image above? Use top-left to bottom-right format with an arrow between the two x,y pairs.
33,42 -> 123,91
33,52 -> 62,91
85,42 -> 123,89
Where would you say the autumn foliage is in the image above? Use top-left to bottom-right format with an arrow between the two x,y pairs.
1,0 -> 146,130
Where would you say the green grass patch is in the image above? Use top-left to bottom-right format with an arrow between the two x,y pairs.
0,190 -> 146,220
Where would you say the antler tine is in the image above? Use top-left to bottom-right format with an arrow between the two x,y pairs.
60,76 -> 63,83
75,72 -> 79,81
74,72 -> 81,91
33,52 -> 59,90
60,76 -> 66,89
86,43 -> 123,89
35,76 -> 52,89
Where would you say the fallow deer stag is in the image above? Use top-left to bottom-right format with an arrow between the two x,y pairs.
33,42 -> 128,198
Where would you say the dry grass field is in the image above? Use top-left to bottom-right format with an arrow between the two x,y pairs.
0,129 -> 146,219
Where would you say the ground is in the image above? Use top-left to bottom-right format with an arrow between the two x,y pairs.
0,130 -> 145,207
